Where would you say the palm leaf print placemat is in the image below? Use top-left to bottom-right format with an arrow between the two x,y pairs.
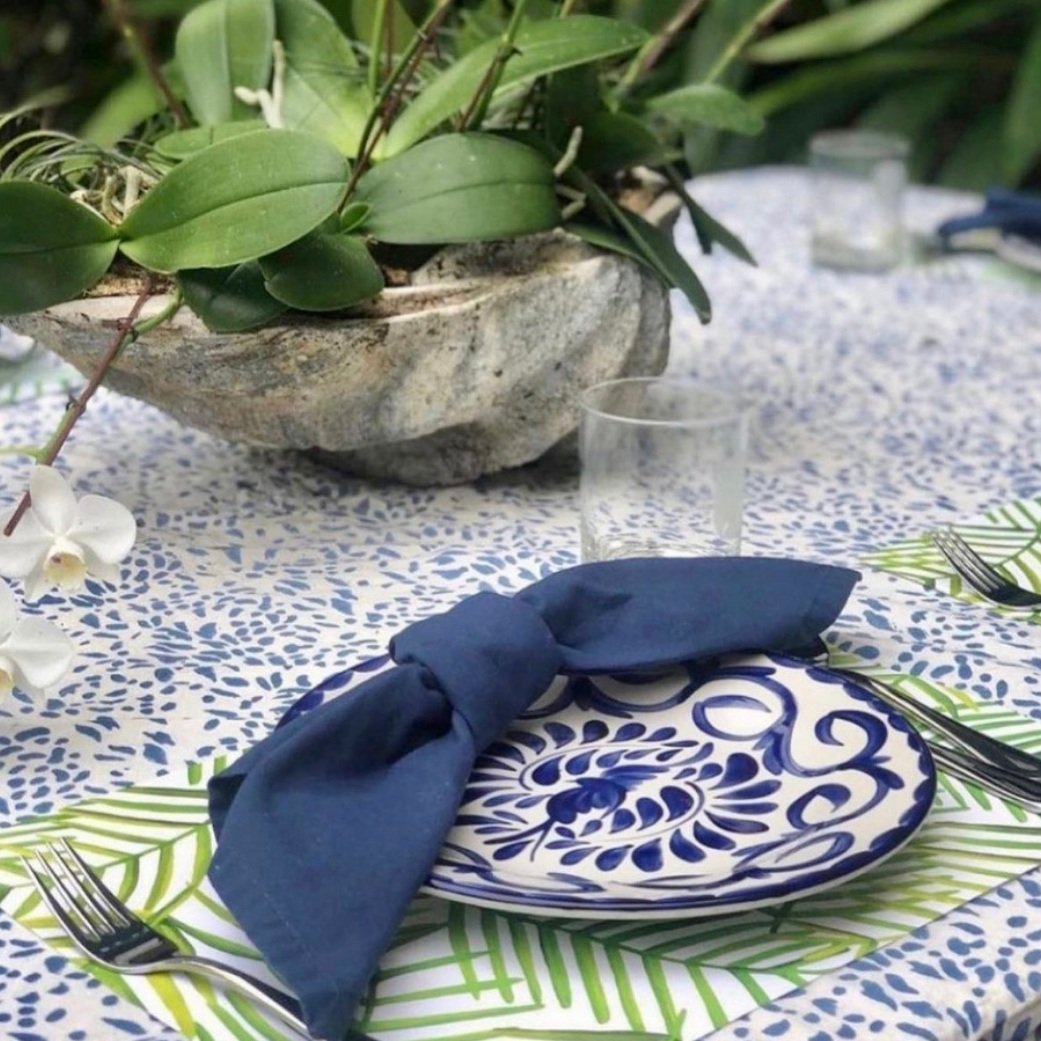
864,497 -> 1041,615
4,670 -> 1041,1041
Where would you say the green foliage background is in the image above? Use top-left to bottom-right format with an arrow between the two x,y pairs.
5,0 -> 1035,190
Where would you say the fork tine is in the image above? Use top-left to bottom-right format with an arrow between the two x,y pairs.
934,531 -> 1001,592
24,852 -> 101,945
53,840 -> 132,930
940,528 -> 1003,576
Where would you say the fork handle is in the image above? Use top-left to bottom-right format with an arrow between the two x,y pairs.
166,955 -> 376,1040
838,670 -> 1041,788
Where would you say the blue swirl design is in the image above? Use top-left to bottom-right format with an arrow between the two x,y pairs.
430,653 -> 935,915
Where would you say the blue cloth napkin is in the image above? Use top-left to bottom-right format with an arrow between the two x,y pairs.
937,186 -> 1041,243
208,556 -> 859,1040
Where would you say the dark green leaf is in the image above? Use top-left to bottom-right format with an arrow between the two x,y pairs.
749,0 -> 957,62
565,221 -> 653,269
80,74 -> 164,147
619,206 -> 711,322
545,65 -> 602,147
567,166 -> 711,321
750,48 -> 984,115
260,230 -> 384,310
672,183 -> 755,265
938,107 -> 1005,190
1003,18 -> 1041,184
356,133 -> 560,244
647,83 -> 764,135
383,16 -> 648,156
275,0 -> 369,155
350,0 -> 416,49
577,111 -> 668,173
339,201 -> 371,233
0,183 -> 119,315
120,129 -> 348,272
175,0 -> 275,125
155,121 -> 267,159
179,262 -> 287,331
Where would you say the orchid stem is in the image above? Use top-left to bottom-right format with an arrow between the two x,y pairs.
703,0 -> 794,84
3,281 -> 181,537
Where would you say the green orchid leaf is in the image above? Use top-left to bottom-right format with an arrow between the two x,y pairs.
175,0 -> 275,125
0,183 -> 118,315
1003,19 -> 1041,185
350,0 -> 417,50
80,73 -> 165,147
618,206 -> 711,322
647,83 -> 765,136
260,230 -> 384,311
339,201 -> 371,233
275,0 -> 370,155
119,129 -> 348,272
577,111 -> 668,173
382,16 -> 648,157
567,167 -> 710,321
178,262 -> 287,332
565,221 -> 653,269
662,171 -> 756,265
682,195 -> 755,266
155,121 -> 267,159
749,0 -> 956,62
356,132 -> 560,245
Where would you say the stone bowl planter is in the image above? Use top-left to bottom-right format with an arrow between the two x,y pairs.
11,195 -> 680,485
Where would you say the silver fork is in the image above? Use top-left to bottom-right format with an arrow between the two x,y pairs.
23,840 -> 371,1040
933,528 -> 1041,610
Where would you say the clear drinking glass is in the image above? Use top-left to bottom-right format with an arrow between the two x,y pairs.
809,129 -> 909,272
579,377 -> 748,562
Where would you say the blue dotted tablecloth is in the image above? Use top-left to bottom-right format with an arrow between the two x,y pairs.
1,167 -> 1040,1040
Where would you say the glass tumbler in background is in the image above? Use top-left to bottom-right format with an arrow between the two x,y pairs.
579,377 -> 748,562
809,129 -> 909,272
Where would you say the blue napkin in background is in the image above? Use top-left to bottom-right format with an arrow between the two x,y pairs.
208,556 -> 859,1040
937,186 -> 1041,244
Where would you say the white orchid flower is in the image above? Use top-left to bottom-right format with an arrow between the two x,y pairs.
0,466 -> 137,601
0,582 -> 74,697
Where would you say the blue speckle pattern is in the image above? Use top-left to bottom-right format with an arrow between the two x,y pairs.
1,166 -> 1041,1039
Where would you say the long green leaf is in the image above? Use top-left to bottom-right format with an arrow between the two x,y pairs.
119,129 -> 348,271
749,0 -> 957,62
356,132 -> 560,244
664,171 -> 756,265
275,0 -> 369,155
619,206 -> 711,322
80,73 -> 164,147
155,120 -> 267,160
750,48 -> 987,115
382,16 -> 648,157
179,262 -> 287,331
647,83 -> 764,135
175,0 -> 275,125
0,183 -> 118,315
578,111 -> 668,173
569,167 -> 711,321
1003,19 -> 1041,184
260,230 -> 384,310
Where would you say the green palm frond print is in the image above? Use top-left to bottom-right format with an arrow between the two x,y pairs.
3,677 -> 1041,1041
864,496 -> 1041,609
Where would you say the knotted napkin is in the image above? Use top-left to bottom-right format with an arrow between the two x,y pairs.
208,556 -> 859,1040
937,186 -> 1041,243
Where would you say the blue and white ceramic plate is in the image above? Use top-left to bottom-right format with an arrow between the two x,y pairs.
280,652 -> 935,919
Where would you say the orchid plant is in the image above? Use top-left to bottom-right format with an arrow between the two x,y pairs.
0,0 -> 786,696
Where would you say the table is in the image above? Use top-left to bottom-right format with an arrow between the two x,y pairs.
1,166 -> 1040,1041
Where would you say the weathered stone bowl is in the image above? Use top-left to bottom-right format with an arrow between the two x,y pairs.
12,196 -> 679,485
